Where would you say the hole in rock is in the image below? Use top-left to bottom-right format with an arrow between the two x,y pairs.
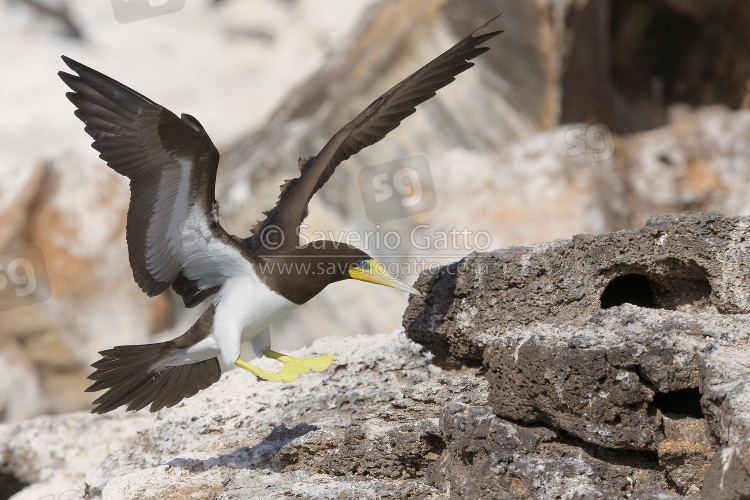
423,432 -> 446,459
601,274 -> 656,309
0,471 -> 28,499
600,261 -> 713,312
652,388 -> 703,418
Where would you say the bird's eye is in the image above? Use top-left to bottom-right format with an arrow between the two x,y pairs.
359,260 -> 370,271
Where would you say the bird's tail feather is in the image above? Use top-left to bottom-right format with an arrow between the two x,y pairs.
86,342 -> 221,414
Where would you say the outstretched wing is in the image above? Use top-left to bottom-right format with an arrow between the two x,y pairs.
248,16 -> 502,253
59,56 -> 249,307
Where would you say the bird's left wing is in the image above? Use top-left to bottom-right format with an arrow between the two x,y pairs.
247,16 -> 502,253
59,56 -> 250,307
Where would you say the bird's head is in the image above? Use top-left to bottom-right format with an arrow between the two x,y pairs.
260,242 -> 420,304
291,242 -> 420,296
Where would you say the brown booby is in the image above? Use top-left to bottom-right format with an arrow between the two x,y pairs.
59,16 -> 502,414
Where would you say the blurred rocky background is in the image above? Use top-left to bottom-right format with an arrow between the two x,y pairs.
0,0 -> 748,432
1,0 -> 750,498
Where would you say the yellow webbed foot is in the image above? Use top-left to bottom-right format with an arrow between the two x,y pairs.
235,358 -> 298,383
263,350 -> 337,375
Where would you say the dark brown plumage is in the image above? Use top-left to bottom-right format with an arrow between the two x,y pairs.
59,57 -> 249,308
86,306 -> 219,413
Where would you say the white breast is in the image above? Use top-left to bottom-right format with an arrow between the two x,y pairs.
211,268 -> 297,366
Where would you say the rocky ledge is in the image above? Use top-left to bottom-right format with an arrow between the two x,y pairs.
404,211 -> 750,497
0,329 -> 708,500
0,331 -> 672,500
1,212 -> 749,499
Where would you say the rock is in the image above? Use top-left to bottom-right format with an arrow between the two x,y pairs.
425,402 -> 671,499
4,477 -> 83,500
0,340 -> 43,423
0,330 -> 677,498
484,308 -> 658,450
483,305 -> 750,453
2,0 -> 750,494
0,332 -> 448,498
658,415 -> 714,495
0,329 -> 704,499
281,416 -> 444,479
402,212 -> 750,494
404,212 -> 750,366
615,107 -> 750,229
279,375 -> 490,479
700,343 -> 750,447
702,431 -> 750,500
4,0 -> 750,426
0,159 -> 45,250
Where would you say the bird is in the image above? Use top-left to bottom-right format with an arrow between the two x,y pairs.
58,15 -> 502,414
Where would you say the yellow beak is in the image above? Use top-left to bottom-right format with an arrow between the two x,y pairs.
348,259 -> 421,296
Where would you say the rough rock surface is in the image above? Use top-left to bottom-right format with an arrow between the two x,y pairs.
0,331 -> 691,499
404,212 -> 750,365
427,401 -> 683,500
484,307 -> 750,450
659,416 -> 714,495
0,332 -> 443,499
2,1 -> 750,495
702,430 -> 750,500
403,211 -> 750,497
479,305 -> 740,496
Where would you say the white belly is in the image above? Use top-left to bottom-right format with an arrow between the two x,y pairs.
213,273 -> 297,365
166,270 -> 297,369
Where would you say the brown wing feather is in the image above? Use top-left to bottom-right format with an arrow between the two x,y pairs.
248,16 -> 502,253
86,306 -> 221,414
59,56 -> 245,307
